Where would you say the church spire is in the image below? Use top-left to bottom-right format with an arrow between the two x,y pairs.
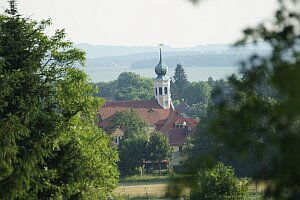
154,48 -> 171,109
155,48 -> 168,79
159,48 -> 162,62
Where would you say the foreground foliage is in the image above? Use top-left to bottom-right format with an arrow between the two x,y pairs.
183,0 -> 300,199
0,2 -> 118,199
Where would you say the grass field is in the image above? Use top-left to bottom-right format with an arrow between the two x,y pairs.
115,183 -> 168,198
115,176 -> 267,199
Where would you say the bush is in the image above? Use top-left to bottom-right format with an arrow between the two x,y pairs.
190,163 -> 250,200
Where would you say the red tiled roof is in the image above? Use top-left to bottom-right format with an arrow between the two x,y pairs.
159,111 -> 196,134
187,118 -> 198,126
99,99 -> 198,147
168,128 -> 188,146
99,99 -> 172,127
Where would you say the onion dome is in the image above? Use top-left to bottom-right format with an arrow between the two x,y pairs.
155,48 -> 169,80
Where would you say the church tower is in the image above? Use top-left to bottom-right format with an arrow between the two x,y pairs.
154,48 -> 171,109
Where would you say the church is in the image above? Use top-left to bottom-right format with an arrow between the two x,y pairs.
99,49 -> 198,165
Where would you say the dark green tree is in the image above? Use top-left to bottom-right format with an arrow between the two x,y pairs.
93,80 -> 118,100
184,81 -> 212,105
119,135 -> 148,175
172,64 -> 189,101
147,131 -> 173,170
35,69 -> 119,199
0,2 -> 118,199
110,109 -> 149,175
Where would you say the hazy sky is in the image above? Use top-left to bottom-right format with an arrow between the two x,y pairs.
2,0 -> 278,47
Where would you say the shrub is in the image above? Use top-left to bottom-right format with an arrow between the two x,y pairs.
190,163 -> 250,200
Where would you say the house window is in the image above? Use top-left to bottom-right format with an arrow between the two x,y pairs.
155,87 -> 158,95
164,87 -> 168,95
159,87 -> 162,95
114,136 -> 122,145
175,124 -> 183,128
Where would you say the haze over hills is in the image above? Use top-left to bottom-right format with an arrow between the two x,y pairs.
75,43 -> 271,69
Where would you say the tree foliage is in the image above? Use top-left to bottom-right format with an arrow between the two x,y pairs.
190,163 -> 250,200
110,109 -> 148,139
184,81 -> 212,105
93,72 -> 154,101
147,131 -> 173,162
187,0 -> 300,198
119,135 -> 148,176
111,110 -> 174,176
35,69 -> 119,199
110,109 -> 149,175
0,2 -> 118,199
171,64 -> 189,101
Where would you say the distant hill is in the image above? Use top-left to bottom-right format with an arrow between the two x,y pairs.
75,43 -> 271,68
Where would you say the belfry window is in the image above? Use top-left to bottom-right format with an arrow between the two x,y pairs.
159,87 -> 162,95
164,87 -> 168,95
155,87 -> 158,95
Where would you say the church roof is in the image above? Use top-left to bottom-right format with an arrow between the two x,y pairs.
159,111 -> 197,134
99,99 -> 172,127
99,100 -> 198,146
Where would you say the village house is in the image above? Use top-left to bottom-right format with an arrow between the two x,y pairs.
99,49 -> 198,166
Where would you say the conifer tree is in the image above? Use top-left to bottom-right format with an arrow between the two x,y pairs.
172,64 -> 189,101
0,2 -> 118,198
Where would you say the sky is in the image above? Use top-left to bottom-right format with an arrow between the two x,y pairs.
1,0 -> 278,47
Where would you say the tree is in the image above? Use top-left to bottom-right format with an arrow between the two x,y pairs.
119,135 -> 148,175
0,2 -> 118,199
187,0 -> 300,198
110,109 -> 148,139
147,131 -> 173,171
172,64 -> 189,101
93,72 -> 154,101
190,163 -> 250,200
35,69 -> 119,199
93,80 -> 118,100
110,109 -> 149,175
115,72 -> 154,101
184,81 -> 212,105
